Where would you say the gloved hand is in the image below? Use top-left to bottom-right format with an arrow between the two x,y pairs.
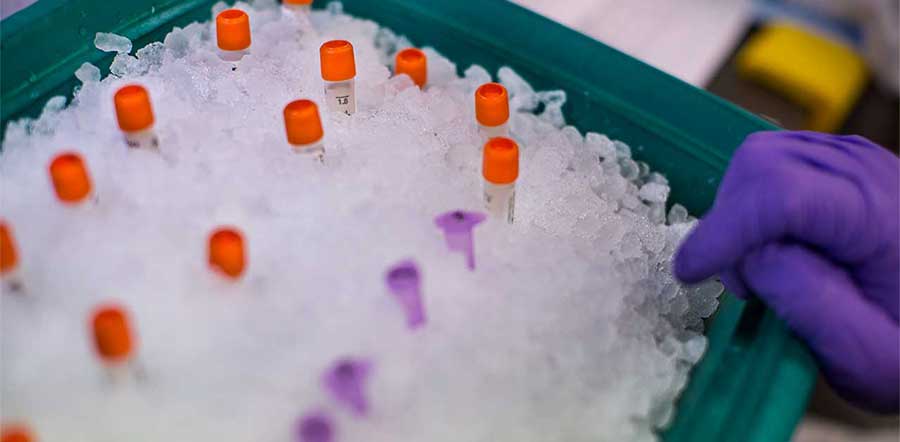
674,131 -> 899,413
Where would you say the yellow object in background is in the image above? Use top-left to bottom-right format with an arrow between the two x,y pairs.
736,22 -> 867,132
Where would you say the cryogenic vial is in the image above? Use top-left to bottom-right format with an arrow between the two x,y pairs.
482,137 -> 519,223
0,221 -> 23,293
394,48 -> 427,88
283,0 -> 313,14
91,303 -> 141,381
475,83 -> 510,140
1,423 -> 35,442
283,99 -> 325,160
114,85 -> 159,149
48,152 -> 93,204
208,227 -> 246,279
319,40 -> 357,115
216,9 -> 251,68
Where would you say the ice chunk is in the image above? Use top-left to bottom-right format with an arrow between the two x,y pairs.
463,65 -> 491,88
639,182 -> 670,203
94,32 -> 132,54
619,158 -> 639,181
667,204 -> 689,225
498,66 -> 539,112
74,62 -> 101,83
614,140 -> 631,159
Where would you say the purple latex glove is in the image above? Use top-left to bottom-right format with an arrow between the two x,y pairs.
674,131 -> 899,413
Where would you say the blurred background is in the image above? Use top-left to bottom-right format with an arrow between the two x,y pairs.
514,0 -> 899,154
2,0 -> 898,440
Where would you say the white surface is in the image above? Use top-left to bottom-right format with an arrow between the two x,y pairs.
511,0 -> 753,86
0,2 -> 722,441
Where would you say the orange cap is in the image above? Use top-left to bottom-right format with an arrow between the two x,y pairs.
0,222 -> 19,275
394,48 -> 427,88
284,0 -> 313,4
91,304 -> 134,363
209,227 -> 245,278
319,40 -> 356,82
1,423 -> 34,442
283,100 -> 324,146
48,152 -> 92,203
114,85 -> 155,132
216,9 -> 251,51
482,137 -> 519,184
475,83 -> 509,127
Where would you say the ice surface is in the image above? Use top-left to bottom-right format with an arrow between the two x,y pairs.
93,32 -> 132,54
1,2 -> 720,442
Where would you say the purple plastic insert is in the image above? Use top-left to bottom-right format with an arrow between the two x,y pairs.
434,210 -> 486,270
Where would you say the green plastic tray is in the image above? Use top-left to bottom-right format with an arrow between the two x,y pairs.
0,1 -> 817,440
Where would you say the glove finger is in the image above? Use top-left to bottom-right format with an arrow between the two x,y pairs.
718,266 -> 749,299
674,164 -> 867,283
740,242 -> 899,413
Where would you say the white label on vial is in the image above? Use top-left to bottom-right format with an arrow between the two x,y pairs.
324,80 -> 356,115
124,128 -> 160,150
484,181 -> 516,224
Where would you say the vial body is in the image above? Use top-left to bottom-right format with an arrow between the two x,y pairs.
484,181 -> 516,224
2,270 -> 24,294
283,3 -> 312,13
293,140 -> 325,162
479,122 -> 509,141
218,48 -> 249,69
324,79 -> 356,115
124,127 -> 159,150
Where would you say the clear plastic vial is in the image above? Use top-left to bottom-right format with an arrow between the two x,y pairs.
482,137 -> 520,223
114,85 -> 159,149
0,221 -> 24,293
284,99 -> 326,161
283,0 -> 313,14
320,40 -> 357,115
216,9 -> 251,69
475,83 -> 510,141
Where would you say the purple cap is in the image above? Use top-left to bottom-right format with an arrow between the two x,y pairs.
323,357 -> 372,416
296,411 -> 335,442
434,210 -> 486,270
385,260 -> 425,329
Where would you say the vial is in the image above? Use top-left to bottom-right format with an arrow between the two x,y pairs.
0,221 -> 23,293
48,152 -> 93,204
283,0 -> 313,14
216,9 -> 251,68
283,99 -> 325,160
475,83 -> 510,140
208,227 -> 246,279
319,40 -> 357,115
91,303 -> 140,381
114,85 -> 159,149
1,423 -> 35,442
394,48 -> 427,88
482,137 -> 519,224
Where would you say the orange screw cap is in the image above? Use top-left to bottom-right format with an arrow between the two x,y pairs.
0,222 -> 19,275
209,227 -> 245,278
1,424 -> 34,442
91,304 -> 134,363
48,152 -> 92,203
475,83 -> 510,127
319,40 -> 356,82
114,85 -> 155,132
394,48 -> 427,88
483,137 -> 519,184
284,100 -> 324,146
284,0 -> 313,4
216,9 -> 251,51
